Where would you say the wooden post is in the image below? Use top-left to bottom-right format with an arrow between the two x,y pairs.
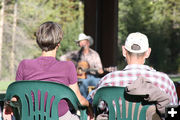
84,0 -> 97,49
84,0 -> 118,67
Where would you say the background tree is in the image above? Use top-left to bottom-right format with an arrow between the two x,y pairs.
0,0 -> 84,81
10,0 -> 17,80
118,0 -> 180,73
0,0 -> 5,80
0,0 -> 180,81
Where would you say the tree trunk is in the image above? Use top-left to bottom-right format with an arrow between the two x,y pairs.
10,0 -> 17,80
0,0 -> 5,80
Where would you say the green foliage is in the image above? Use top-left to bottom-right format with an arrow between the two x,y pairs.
1,0 -> 84,81
57,19 -> 83,57
17,0 -> 84,57
0,80 -> 14,92
2,0 -> 180,82
18,0 -> 83,37
118,0 -> 180,73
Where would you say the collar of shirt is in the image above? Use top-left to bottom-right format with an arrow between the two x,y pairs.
82,48 -> 93,56
123,64 -> 156,72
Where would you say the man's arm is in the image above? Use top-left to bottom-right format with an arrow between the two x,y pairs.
60,51 -> 78,61
88,50 -> 104,75
69,83 -> 94,119
94,53 -> 104,74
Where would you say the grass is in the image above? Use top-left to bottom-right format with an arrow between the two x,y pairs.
0,80 -> 14,93
0,77 -> 179,93
171,77 -> 180,82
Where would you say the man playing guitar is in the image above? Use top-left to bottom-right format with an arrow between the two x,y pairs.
60,33 -> 104,98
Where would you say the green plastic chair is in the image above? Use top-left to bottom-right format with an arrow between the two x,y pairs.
4,81 -> 87,120
93,86 -> 151,120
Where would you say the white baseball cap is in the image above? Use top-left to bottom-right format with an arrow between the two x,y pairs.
75,33 -> 94,46
125,32 -> 149,53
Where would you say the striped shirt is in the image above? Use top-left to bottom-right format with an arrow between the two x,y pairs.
91,64 -> 178,105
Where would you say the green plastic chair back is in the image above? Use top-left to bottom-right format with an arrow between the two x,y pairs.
5,81 -> 87,120
93,86 -> 151,120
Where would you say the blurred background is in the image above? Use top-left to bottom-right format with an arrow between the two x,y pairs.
0,0 -> 180,91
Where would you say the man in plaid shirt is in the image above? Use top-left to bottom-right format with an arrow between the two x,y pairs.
89,32 -> 178,106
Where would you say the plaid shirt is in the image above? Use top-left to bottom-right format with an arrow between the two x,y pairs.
90,64 -> 178,105
60,48 -> 103,75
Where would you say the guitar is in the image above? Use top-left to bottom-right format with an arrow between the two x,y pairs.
76,61 -> 90,79
76,61 -> 117,79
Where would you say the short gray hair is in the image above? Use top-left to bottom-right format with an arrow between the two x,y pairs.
35,21 -> 63,52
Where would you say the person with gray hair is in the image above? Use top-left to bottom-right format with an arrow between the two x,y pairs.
3,21 -> 93,120
88,32 -> 178,119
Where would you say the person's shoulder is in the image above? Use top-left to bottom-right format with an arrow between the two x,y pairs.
89,48 -> 100,55
60,50 -> 79,60
66,50 -> 79,55
89,48 -> 97,53
17,59 -> 36,69
101,71 -> 124,80
59,60 -> 75,67
59,60 -> 73,64
152,70 -> 171,80
19,59 -> 34,65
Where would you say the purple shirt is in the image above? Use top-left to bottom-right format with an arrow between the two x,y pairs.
16,56 -> 78,116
